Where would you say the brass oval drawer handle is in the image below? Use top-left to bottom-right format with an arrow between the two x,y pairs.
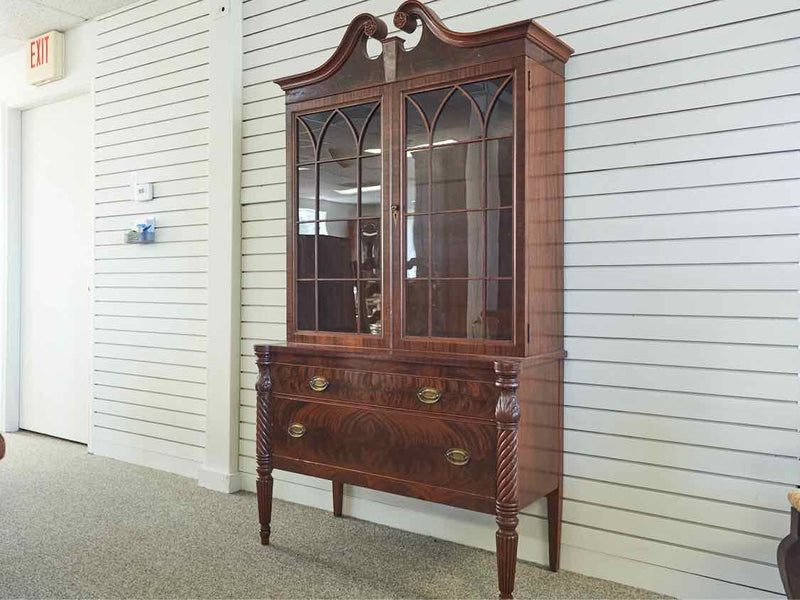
309,376 -> 329,392
417,386 -> 441,404
445,448 -> 470,466
288,423 -> 306,438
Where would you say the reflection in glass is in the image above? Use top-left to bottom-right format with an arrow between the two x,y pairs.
361,106 -> 381,155
300,111 -> 331,146
432,89 -> 482,144
297,230 -> 315,279
296,281 -> 316,331
405,280 -> 428,336
486,280 -> 512,340
487,138 -> 513,208
487,209 -> 513,278
297,166 -> 316,220
319,159 -> 357,220
410,88 -> 449,125
318,281 -> 357,333
432,280 -> 483,338
406,101 -> 428,149
319,112 -> 357,161
406,149 -> 428,213
318,220 -> 357,279
431,212 -> 484,278
487,80 -> 513,138
405,215 -> 428,278
297,121 -> 315,163
342,102 -> 376,138
360,156 -> 381,218
431,142 -> 481,211
359,280 -> 381,335
461,78 -> 506,117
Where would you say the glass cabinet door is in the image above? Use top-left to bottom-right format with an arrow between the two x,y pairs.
403,76 -> 514,341
294,101 -> 382,336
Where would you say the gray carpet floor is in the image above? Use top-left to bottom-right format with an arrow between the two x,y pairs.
0,431 -> 666,599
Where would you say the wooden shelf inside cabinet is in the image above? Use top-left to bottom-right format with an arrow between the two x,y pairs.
255,3 -> 571,598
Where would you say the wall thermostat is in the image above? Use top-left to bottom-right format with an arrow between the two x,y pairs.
130,172 -> 153,202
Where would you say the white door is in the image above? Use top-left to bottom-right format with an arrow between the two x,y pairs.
19,94 -> 92,443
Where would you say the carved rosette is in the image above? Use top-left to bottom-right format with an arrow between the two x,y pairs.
393,9 -> 416,34
494,360 -> 521,599
255,346 -> 273,545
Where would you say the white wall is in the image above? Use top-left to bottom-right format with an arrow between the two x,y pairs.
236,1 -> 800,598
90,0 -> 211,477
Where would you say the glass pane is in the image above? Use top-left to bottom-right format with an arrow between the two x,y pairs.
319,159 -> 357,220
487,138 -> 513,208
410,88 -> 449,127
432,89 -> 482,144
432,280 -> 483,338
360,156 -> 381,218
405,100 -> 428,149
360,220 -> 380,278
318,221 -> 357,279
300,110 -> 332,150
487,209 -> 513,278
406,149 -> 428,213
360,280 -> 382,335
297,166 -> 316,220
297,230 -> 315,279
319,111 -> 357,161
296,281 -> 316,331
431,212 -> 484,278
487,80 -> 513,138
461,78 -> 506,118
431,142 -> 481,212
318,281 -> 357,333
405,280 -> 428,336
405,215 -> 428,278
486,280 -> 512,340
297,120 -> 315,163
341,102 -> 376,139
361,106 -> 381,156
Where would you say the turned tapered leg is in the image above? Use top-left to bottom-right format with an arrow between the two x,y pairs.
547,486 -> 562,572
495,361 -> 521,600
333,480 -> 344,517
255,347 -> 274,546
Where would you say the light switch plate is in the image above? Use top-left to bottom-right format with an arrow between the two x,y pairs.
133,182 -> 153,202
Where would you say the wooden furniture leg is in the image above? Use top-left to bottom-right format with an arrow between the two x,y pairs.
778,492 -> 800,598
255,348 -> 274,546
495,362 -> 521,600
333,480 -> 344,517
0,433 -> 5,460
547,486 -> 562,572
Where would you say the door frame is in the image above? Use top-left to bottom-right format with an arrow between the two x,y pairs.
0,92 -> 95,452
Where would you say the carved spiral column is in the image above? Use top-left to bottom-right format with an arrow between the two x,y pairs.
494,360 -> 521,600
255,346 -> 274,546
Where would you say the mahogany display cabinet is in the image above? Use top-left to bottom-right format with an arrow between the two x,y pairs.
254,2 -> 572,597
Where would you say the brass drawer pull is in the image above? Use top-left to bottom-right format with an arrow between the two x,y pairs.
445,448 -> 470,466
288,423 -> 306,438
417,386 -> 441,404
309,375 -> 330,392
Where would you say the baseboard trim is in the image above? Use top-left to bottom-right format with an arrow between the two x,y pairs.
197,466 -> 242,493
92,438 -> 199,479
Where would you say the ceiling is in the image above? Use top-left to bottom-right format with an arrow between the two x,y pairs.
0,0 -> 138,57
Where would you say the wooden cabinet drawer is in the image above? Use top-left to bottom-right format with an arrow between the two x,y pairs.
272,397 -> 496,496
271,363 -> 496,419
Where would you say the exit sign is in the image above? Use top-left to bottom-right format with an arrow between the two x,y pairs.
27,31 -> 65,86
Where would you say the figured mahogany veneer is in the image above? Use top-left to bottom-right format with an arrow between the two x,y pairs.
256,3 -> 571,598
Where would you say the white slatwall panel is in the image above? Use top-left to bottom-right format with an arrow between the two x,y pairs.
92,0 -> 210,477
237,0 -> 800,596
